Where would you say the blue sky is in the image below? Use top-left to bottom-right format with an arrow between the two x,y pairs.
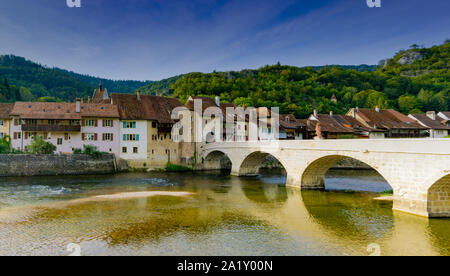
0,0 -> 448,80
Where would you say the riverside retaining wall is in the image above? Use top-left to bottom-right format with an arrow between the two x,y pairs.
0,154 -> 118,177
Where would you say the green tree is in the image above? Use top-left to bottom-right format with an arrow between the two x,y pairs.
0,136 -> 12,154
398,95 -> 421,114
27,136 -> 56,154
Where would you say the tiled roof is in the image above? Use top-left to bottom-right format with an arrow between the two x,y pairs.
10,102 -> 119,119
410,114 -> 450,130
92,87 -> 109,103
0,103 -> 14,119
354,108 -> 426,130
314,114 -> 355,134
111,93 -> 182,123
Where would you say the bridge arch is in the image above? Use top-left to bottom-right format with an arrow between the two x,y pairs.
238,151 -> 287,177
301,154 -> 392,191
203,150 -> 232,171
427,173 -> 450,218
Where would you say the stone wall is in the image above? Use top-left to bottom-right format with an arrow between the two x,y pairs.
0,154 -> 117,177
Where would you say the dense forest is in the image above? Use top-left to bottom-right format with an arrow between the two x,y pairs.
168,41 -> 449,118
0,55 -> 152,102
0,41 -> 448,117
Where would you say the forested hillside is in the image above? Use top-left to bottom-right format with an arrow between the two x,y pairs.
170,41 -> 449,118
0,55 -> 151,102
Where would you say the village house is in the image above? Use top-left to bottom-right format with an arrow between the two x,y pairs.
346,107 -> 427,138
0,103 -> 14,139
110,92 -> 183,168
437,111 -> 450,121
409,111 -> 450,138
9,100 -> 120,154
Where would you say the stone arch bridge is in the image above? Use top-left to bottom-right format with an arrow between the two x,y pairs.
202,139 -> 450,218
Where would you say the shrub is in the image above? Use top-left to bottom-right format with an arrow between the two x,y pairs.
73,145 -> 106,158
0,136 -> 12,154
27,136 -> 56,154
166,162 -> 192,172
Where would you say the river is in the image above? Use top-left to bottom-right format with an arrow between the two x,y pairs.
0,170 -> 448,256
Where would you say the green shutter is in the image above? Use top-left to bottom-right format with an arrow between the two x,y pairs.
123,122 -> 127,128
133,122 -> 136,128
136,134 -> 140,141
123,134 -> 127,141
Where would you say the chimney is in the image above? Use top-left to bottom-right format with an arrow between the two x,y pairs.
351,108 -> 356,118
313,109 -> 318,118
329,111 -> 334,116
426,111 -> 436,120
215,96 -> 220,107
137,90 -> 141,101
356,107 -> 360,113
375,106 -> 380,112
76,98 -> 81,113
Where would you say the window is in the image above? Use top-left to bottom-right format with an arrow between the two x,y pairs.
104,120 -> 112,127
0,120 -> 4,126
57,138 -> 63,145
123,134 -> 139,141
84,133 -> 96,141
104,133 -> 113,141
122,147 -> 127,153
14,132 -> 21,139
0,133 -> 4,138
133,147 -> 138,154
123,121 -> 136,129
85,120 -> 96,127
152,122 -> 157,128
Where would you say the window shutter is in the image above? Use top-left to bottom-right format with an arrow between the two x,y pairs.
25,132 -> 29,139
102,133 -> 105,141
44,133 -> 48,140
123,134 -> 126,141
14,119 -> 18,126
82,133 -> 85,141
111,120 -> 114,127
82,120 -> 85,126
133,122 -> 136,128
94,133 -> 98,141
64,133 -> 68,140
111,133 -> 113,141
94,120 -> 98,127
14,132 -> 17,139
136,134 -> 140,141
123,122 -> 126,128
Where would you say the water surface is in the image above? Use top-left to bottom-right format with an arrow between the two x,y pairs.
0,170 -> 448,256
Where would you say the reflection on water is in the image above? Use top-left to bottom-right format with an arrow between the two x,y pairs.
0,170 -> 448,256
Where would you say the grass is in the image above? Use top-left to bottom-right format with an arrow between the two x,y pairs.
380,189 -> 394,196
165,163 -> 192,172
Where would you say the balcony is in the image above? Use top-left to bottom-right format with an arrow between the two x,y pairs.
22,124 -> 81,132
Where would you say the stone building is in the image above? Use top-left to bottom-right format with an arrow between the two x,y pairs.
110,92 -> 183,168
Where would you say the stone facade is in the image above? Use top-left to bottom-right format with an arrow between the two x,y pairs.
0,154 -> 117,177
203,139 -> 450,218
